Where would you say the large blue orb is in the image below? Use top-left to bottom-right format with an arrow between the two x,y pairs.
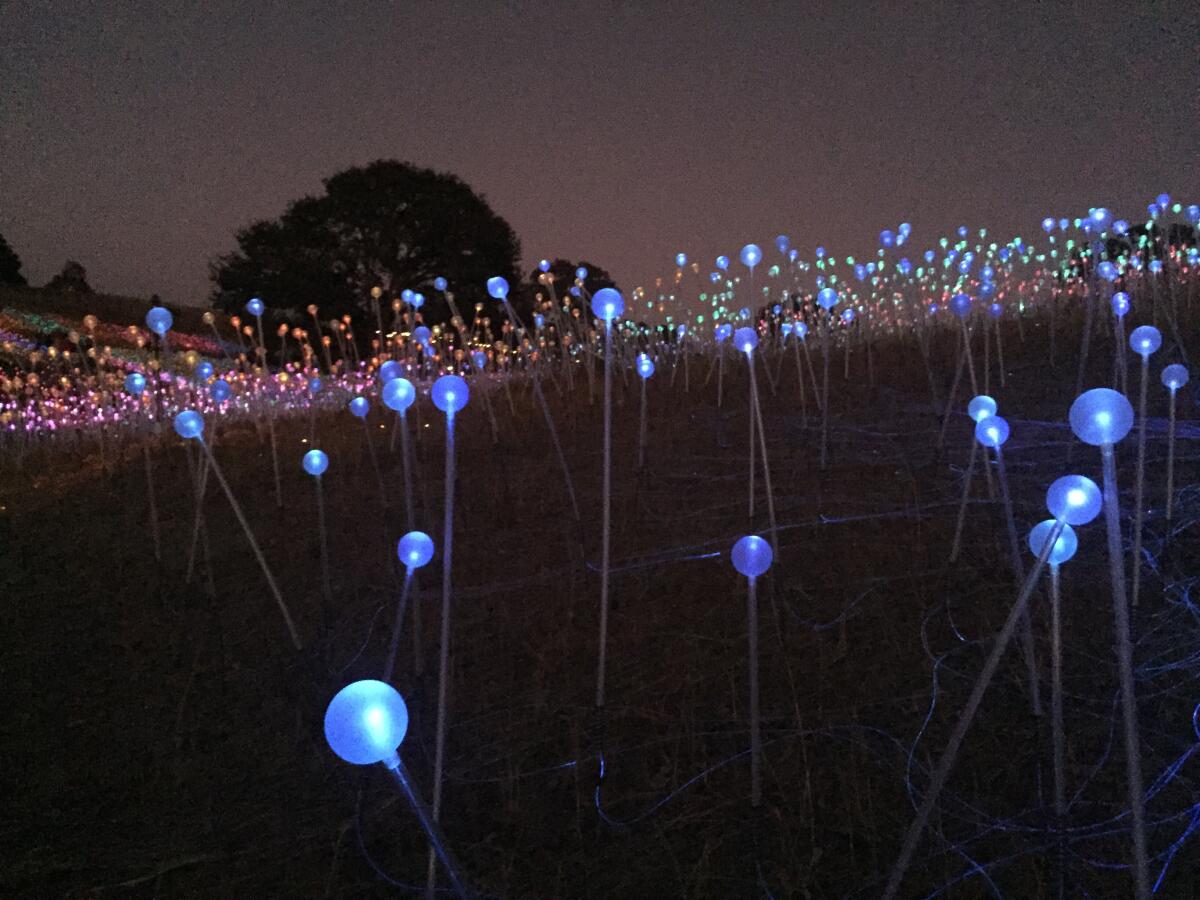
383,377 -> 416,413
967,395 -> 997,423
975,415 -> 1010,448
951,293 -> 972,318
575,267 -> 588,281
324,680 -> 409,766
174,409 -> 204,440
1069,388 -> 1133,445
1046,475 -> 1102,525
124,372 -> 146,394
303,449 -> 329,477
1129,325 -> 1161,357
349,396 -> 370,418
397,531 -> 435,569
433,276 -> 447,291
246,297 -> 264,317
432,374 -> 469,415
1097,261 -> 1119,283
1162,364 -> 1189,391
591,288 -> 624,322
732,535 -> 773,578
716,255 -> 730,271
211,379 -> 231,402
145,307 -> 173,336
715,323 -> 732,342
1111,291 -> 1130,317
1028,519 -> 1078,566
410,293 -> 425,309
379,360 -> 403,383
733,326 -> 758,354
195,360 -> 215,381
487,276 -> 509,300
740,244 -> 762,268
817,287 -> 838,310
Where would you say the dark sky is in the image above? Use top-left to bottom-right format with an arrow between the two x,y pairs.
3,1 -> 1197,306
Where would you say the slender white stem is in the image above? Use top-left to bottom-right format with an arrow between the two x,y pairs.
1166,390 -> 1177,522
748,575 -> 761,807
1131,357 -> 1149,607
595,321 -> 614,709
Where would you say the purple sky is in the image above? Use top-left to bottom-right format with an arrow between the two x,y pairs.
2,1 -> 1197,307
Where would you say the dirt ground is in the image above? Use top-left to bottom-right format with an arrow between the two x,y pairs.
3,309 -> 1199,898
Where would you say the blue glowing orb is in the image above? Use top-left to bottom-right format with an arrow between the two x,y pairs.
591,288 -> 624,322
967,395 -> 997,423
349,396 -> 369,418
880,229 -> 896,248
487,276 -> 509,300
716,255 -> 730,271
124,372 -> 146,394
1028,520 -> 1078,566
303,449 -> 329,477
575,267 -> 588,281
951,293 -> 972,318
732,535 -> 772,578
174,409 -> 204,440
246,297 -> 264,317
195,360 -> 215,381
1046,475 -> 1102,525
675,252 -> 687,267
1162,364 -> 1189,391
1070,388 -> 1133,446
1111,292 -> 1130,317
379,360 -> 402,383
975,415 -> 1010,448
432,374 -> 469,415
397,531 -> 435,569
538,259 -> 551,273
324,680 -> 409,766
636,353 -> 655,379
383,377 -> 416,413
733,326 -> 758,354
1129,325 -> 1161,357
211,379 -> 231,402
740,244 -> 762,268
145,307 -> 173,336
433,276 -> 447,291
411,293 -> 425,309
817,288 -> 838,310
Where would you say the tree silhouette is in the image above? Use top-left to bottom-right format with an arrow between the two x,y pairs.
0,233 -> 27,286
210,160 -> 521,327
45,260 -> 92,293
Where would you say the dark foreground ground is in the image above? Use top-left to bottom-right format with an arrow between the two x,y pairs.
3,308 -> 1200,897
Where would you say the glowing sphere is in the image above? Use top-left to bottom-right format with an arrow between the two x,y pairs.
397,531 -> 435,569
781,322 -> 794,336
1129,325 -> 1161,357
1042,217 -> 1056,234
487,276 -> 509,300
195,361 -> 214,381
401,289 -> 414,303
303,449 -> 329,477
740,244 -> 762,268
716,255 -> 730,271
951,293 -> 972,318
675,252 -> 687,267
173,410 -> 204,440
975,415 -> 1010,448
1186,205 -> 1200,225
246,297 -> 264,317
433,276 -> 447,291
1113,219 -> 1129,236
411,292 -> 425,309
1156,193 -> 1170,209
324,680 -> 409,766
1046,475 -> 1102,525
1162,364 -> 1189,391
383,377 -> 416,413
794,322 -> 808,339
575,267 -> 588,281
1111,291 -> 1130,317
1069,388 -> 1134,446
124,372 -> 146,394
1028,520 -> 1079,566
880,229 -> 896,248
211,379 -> 231,402
432,374 -> 469,415
637,353 -> 655,379
733,326 -> 758,354
379,360 -> 402,383
817,287 -> 838,310
1097,260 -> 1119,282
538,259 -> 551,273
591,288 -> 624,322
349,396 -> 370,418
988,302 -> 1002,319
307,376 -> 322,394
534,313 -> 545,329
715,323 -> 732,343
967,395 -> 997,423
731,535 -> 772,578
471,350 -> 487,370
840,309 -> 855,324
412,325 -> 431,346
775,235 -> 790,254
145,307 -> 173,336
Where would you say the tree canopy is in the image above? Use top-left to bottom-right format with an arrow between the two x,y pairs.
45,260 -> 92,293
0,233 -> 27,286
210,160 -> 522,326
